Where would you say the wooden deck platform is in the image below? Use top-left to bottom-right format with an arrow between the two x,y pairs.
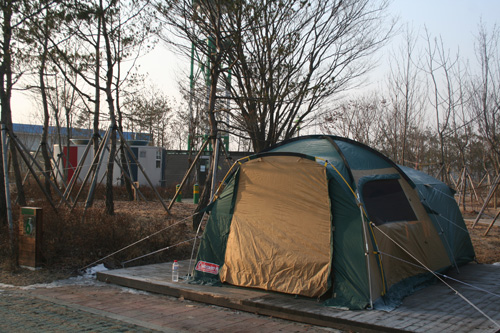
97,261 -> 500,333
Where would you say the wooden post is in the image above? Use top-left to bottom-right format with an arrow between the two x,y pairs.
22,143 -> 41,185
117,130 -> 171,214
62,138 -> 93,204
8,130 -> 60,211
472,173 -> 500,228
484,210 -> 500,236
70,127 -> 110,211
84,126 -> 113,209
133,182 -> 140,201
18,207 -> 43,269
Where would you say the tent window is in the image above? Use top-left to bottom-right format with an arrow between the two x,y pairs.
362,179 -> 417,225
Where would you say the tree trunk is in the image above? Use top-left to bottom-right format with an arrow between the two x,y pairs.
0,1 -> 25,207
115,29 -> 133,201
93,13 -> 101,157
0,132 -> 5,226
193,46 -> 222,228
40,18 -> 53,198
101,2 -> 116,215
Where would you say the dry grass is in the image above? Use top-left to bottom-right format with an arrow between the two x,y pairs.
0,182 -> 199,285
467,222 -> 500,264
1,182 -> 500,286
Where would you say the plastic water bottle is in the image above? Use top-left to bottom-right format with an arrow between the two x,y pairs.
172,260 -> 179,282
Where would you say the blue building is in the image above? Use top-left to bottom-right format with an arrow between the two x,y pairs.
12,123 -> 151,153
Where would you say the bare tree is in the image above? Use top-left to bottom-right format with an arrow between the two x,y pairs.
41,0 -> 158,213
321,94 -> 382,147
24,5 -> 63,197
469,22 -> 500,172
1,1 -> 60,224
125,86 -> 173,147
46,66 -> 83,182
216,0 -> 394,152
424,29 -> 461,183
156,0 -> 239,220
384,26 -> 426,166
96,0 -> 159,214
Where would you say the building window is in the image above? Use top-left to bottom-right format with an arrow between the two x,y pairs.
361,179 -> 417,226
139,150 -> 146,158
155,149 -> 161,168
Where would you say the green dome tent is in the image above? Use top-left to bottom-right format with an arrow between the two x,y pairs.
192,135 -> 475,310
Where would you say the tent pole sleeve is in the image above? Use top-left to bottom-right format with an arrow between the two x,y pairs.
358,192 -> 374,310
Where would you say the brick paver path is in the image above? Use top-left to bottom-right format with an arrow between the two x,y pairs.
0,289 -> 152,332
0,280 -> 341,332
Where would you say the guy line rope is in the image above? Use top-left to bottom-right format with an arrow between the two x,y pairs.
79,155 -> 499,328
79,211 -> 205,272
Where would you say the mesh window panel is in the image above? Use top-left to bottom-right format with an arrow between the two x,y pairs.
362,179 -> 417,225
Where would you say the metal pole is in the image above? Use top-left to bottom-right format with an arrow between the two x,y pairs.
168,138 -> 210,211
210,133 -> 220,199
188,42 -> 195,148
1,125 -> 14,254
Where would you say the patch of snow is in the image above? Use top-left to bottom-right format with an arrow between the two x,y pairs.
493,262 -> 500,265
5,264 -> 148,296
118,286 -> 151,295
82,264 -> 108,278
20,264 -> 109,290
0,283 -> 16,289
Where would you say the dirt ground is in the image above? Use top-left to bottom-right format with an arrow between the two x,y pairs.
462,209 -> 500,264
0,200 -> 199,286
1,201 -> 499,286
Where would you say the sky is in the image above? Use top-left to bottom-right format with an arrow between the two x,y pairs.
389,0 -> 497,57
10,0 -> 500,125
